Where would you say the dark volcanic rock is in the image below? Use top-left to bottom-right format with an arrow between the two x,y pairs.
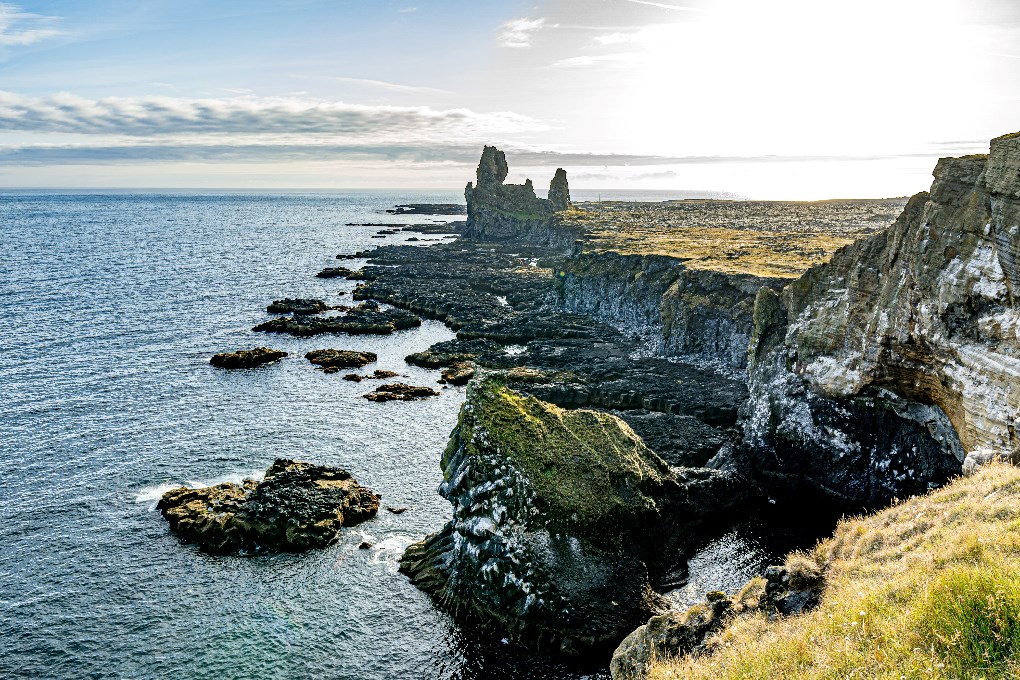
548,167 -> 571,212
253,301 -> 421,336
316,266 -> 356,278
305,349 -> 377,369
406,338 -> 506,368
267,298 -> 335,314
363,383 -> 439,402
210,347 -> 287,369
610,409 -> 729,469
157,458 -> 380,554
400,378 -> 751,655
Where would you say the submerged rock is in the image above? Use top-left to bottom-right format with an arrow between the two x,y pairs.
209,347 -> 287,369
253,301 -> 421,336
399,377 -> 747,654
157,458 -> 380,554
363,383 -> 439,402
305,349 -> 377,369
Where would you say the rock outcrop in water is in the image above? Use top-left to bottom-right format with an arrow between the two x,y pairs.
399,377 -> 749,654
158,458 -> 380,554
464,146 -> 576,244
209,347 -> 288,369
718,133 -> 1020,509
253,300 -> 421,336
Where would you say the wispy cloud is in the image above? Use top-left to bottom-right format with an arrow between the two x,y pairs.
621,0 -> 704,11
398,7 -> 417,13
0,91 -> 539,139
498,17 -> 548,48
0,3 -> 62,47
325,76 -> 451,95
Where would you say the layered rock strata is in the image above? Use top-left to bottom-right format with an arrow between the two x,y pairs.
724,133 -> 1020,509
158,458 -> 380,554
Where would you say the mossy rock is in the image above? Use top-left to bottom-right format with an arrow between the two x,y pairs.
445,377 -> 674,543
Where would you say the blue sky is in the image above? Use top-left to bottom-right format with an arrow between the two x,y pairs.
1,0 -> 1019,196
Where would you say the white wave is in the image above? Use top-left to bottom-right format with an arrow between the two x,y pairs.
134,470 -> 265,510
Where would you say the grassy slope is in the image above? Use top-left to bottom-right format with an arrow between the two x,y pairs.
649,463 -> 1020,679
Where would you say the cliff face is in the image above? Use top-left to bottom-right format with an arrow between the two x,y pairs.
733,132 -> 1020,508
464,146 -> 577,245
559,252 -> 781,369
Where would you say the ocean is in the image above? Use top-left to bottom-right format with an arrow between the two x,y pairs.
1,191 -> 809,679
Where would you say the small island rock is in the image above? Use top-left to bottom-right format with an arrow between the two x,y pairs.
210,347 -> 288,369
157,458 -> 380,554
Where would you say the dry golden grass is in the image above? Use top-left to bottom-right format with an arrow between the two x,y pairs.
559,199 -> 906,279
649,463 -> 1020,679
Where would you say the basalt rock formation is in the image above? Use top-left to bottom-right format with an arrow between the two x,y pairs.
559,252 -> 783,370
399,377 -> 750,654
720,132 -> 1020,510
209,347 -> 287,369
464,146 -> 577,244
158,458 -> 380,554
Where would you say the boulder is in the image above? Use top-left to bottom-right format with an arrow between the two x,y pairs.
209,347 -> 287,369
438,361 -> 475,386
157,458 -> 380,554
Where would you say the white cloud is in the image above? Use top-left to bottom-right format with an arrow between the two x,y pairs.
0,91 -> 542,141
0,3 -> 62,47
498,17 -> 548,48
399,7 -> 417,12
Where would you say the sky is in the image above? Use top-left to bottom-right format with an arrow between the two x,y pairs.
0,0 -> 1018,197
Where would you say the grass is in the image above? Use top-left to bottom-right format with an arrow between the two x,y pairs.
557,199 -> 906,279
648,463 -> 1020,679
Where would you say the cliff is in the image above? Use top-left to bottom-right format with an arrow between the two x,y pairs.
558,252 -> 782,370
464,146 -> 577,245
725,132 -> 1020,509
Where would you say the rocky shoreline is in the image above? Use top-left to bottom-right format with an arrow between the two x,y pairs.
176,132 -> 1020,675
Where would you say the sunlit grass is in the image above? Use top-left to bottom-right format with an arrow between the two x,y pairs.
649,463 -> 1020,679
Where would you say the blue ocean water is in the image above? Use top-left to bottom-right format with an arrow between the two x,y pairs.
1,191 -> 810,680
